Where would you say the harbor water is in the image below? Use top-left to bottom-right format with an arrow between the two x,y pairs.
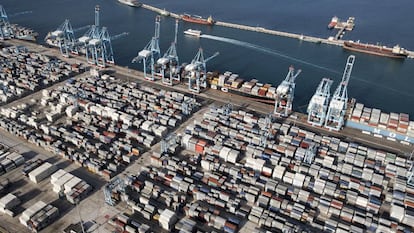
2,0 -> 414,116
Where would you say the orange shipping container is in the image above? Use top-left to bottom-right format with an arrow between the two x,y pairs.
132,148 -> 140,156
195,144 -> 204,154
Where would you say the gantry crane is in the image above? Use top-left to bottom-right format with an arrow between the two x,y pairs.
0,5 -> 13,39
104,177 -> 125,206
185,48 -> 219,93
45,19 -> 77,57
307,78 -> 333,127
76,6 -> 117,67
260,113 -> 274,147
132,16 -> 161,81
407,150 -> 414,186
78,6 -> 101,64
325,55 -> 355,131
158,19 -> 180,85
274,66 -> 301,117
161,133 -> 178,155
303,143 -> 317,165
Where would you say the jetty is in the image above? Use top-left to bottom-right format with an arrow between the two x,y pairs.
139,3 -> 414,60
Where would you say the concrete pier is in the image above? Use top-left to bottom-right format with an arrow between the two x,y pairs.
140,4 -> 414,58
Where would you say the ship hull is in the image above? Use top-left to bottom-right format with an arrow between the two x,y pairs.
223,87 -> 274,104
343,42 -> 407,59
118,0 -> 141,7
181,16 -> 213,25
346,120 -> 413,144
184,29 -> 201,37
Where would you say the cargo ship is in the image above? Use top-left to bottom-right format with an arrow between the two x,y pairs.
328,16 -> 338,29
184,29 -> 202,37
181,14 -> 214,25
208,71 -> 276,103
346,102 -> 414,144
343,41 -> 408,59
117,0 -> 142,7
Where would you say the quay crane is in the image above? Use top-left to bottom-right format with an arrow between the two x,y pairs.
158,19 -> 180,85
45,19 -> 77,57
0,5 -> 13,39
307,78 -> 333,126
132,16 -> 161,81
76,5 -> 116,67
274,66 -> 301,117
325,55 -> 355,131
185,48 -> 219,93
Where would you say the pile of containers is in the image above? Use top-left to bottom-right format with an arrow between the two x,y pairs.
347,102 -> 414,144
108,104 -> 414,232
178,105 -> 414,232
50,169 -> 92,204
159,209 -> 178,231
209,71 -> 276,99
121,150 -> 245,232
19,200 -> 59,232
0,45 -> 83,103
0,193 -> 21,216
107,213 -> 151,233
0,74 -> 200,180
0,151 -> 25,175
28,162 -> 57,183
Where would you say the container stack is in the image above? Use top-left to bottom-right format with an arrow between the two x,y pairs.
50,169 -> 92,204
19,201 -> 59,232
28,162 -> 57,183
0,75 -> 200,180
0,151 -> 25,175
0,45 -> 83,103
22,159 -> 43,176
209,72 -> 276,100
0,193 -> 21,216
158,209 -> 177,231
348,102 -> 413,145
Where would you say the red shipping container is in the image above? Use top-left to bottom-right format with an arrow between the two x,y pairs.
195,144 -> 204,154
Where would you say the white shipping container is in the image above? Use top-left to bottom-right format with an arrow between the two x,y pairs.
50,169 -> 67,183
52,173 -> 75,193
0,193 -> 20,210
28,162 -> 57,183
64,176 -> 82,194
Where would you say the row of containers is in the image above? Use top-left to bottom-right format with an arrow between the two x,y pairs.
0,45 -> 84,103
105,157 -> 246,233
50,169 -> 92,204
0,74 -> 200,180
0,193 -> 21,217
169,105 -> 414,232
208,71 -> 276,99
347,102 -> 414,144
208,69 -> 414,146
18,201 -> 59,232
18,166 -> 91,231
0,151 -> 25,176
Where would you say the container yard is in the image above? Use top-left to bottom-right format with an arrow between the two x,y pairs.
0,24 -> 413,233
104,104 -> 414,233
0,68 -> 201,181
0,45 -> 84,104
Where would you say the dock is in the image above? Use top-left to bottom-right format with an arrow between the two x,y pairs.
2,36 -> 414,233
